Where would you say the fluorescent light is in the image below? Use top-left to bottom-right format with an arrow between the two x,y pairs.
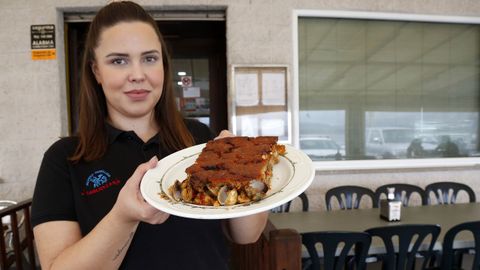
177,81 -> 182,85
178,71 -> 186,76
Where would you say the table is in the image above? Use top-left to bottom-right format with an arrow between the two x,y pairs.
231,203 -> 480,270
267,203 -> 480,266
270,203 -> 480,246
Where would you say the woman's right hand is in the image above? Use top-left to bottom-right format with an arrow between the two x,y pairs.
111,156 -> 170,225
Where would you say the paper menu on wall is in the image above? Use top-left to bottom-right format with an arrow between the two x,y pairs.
235,73 -> 259,107
261,72 -> 286,106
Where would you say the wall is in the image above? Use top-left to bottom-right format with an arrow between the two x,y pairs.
0,0 -> 479,204
307,166 -> 480,211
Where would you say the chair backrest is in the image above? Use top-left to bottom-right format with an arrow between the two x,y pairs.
440,220 -> 480,270
271,192 -> 309,213
285,192 -> 309,212
0,198 -> 36,270
374,184 -> 428,207
325,185 -> 377,210
424,181 -> 476,205
365,224 -> 440,270
302,231 -> 371,270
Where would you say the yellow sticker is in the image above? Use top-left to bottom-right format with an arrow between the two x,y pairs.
31,49 -> 56,60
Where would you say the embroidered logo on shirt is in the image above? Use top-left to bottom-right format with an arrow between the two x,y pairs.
81,170 -> 121,196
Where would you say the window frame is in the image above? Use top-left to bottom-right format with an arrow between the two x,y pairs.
292,10 -> 480,171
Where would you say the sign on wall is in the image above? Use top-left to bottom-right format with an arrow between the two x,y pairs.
31,24 -> 56,60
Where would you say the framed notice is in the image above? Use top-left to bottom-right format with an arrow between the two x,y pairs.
230,65 -> 290,143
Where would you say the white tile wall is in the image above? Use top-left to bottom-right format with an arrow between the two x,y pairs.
0,0 -> 479,204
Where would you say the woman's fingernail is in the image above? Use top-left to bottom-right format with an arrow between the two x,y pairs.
150,156 -> 158,164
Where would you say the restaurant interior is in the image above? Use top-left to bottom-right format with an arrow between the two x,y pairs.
1,0 -> 480,269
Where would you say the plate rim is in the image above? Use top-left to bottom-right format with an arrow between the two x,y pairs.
140,143 -> 314,219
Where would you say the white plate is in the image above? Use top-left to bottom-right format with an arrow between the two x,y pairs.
140,143 -> 314,219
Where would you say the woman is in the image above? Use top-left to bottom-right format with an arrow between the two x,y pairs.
31,1 -> 268,269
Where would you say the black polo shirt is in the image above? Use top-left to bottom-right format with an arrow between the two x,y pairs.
32,120 -> 230,269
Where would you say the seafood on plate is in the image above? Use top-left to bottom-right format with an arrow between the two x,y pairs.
168,136 -> 285,206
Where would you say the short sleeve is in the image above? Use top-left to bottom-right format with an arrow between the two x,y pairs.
31,138 -> 78,227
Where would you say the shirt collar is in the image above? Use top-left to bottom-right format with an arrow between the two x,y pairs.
106,123 -> 160,145
106,123 -> 124,145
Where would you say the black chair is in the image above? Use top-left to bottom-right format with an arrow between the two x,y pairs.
271,192 -> 309,213
424,182 -> 476,205
365,224 -> 440,270
439,220 -> 480,270
301,231 -> 371,270
325,185 -> 377,210
374,184 -> 428,207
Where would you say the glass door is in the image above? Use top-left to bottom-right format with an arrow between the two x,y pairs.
65,19 -> 227,135
172,58 -> 210,126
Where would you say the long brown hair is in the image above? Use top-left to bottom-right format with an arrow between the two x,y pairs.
71,1 -> 194,162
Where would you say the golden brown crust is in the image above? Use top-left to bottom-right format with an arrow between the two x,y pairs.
170,136 -> 285,206
189,137 -> 276,185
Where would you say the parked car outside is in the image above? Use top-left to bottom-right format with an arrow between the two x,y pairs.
365,127 -> 415,159
300,136 -> 345,161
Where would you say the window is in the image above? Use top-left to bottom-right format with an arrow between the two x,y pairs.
297,12 -> 480,165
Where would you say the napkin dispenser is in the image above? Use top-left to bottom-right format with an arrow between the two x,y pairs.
379,187 -> 401,221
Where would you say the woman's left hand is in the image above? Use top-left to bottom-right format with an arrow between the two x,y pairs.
226,211 -> 269,244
